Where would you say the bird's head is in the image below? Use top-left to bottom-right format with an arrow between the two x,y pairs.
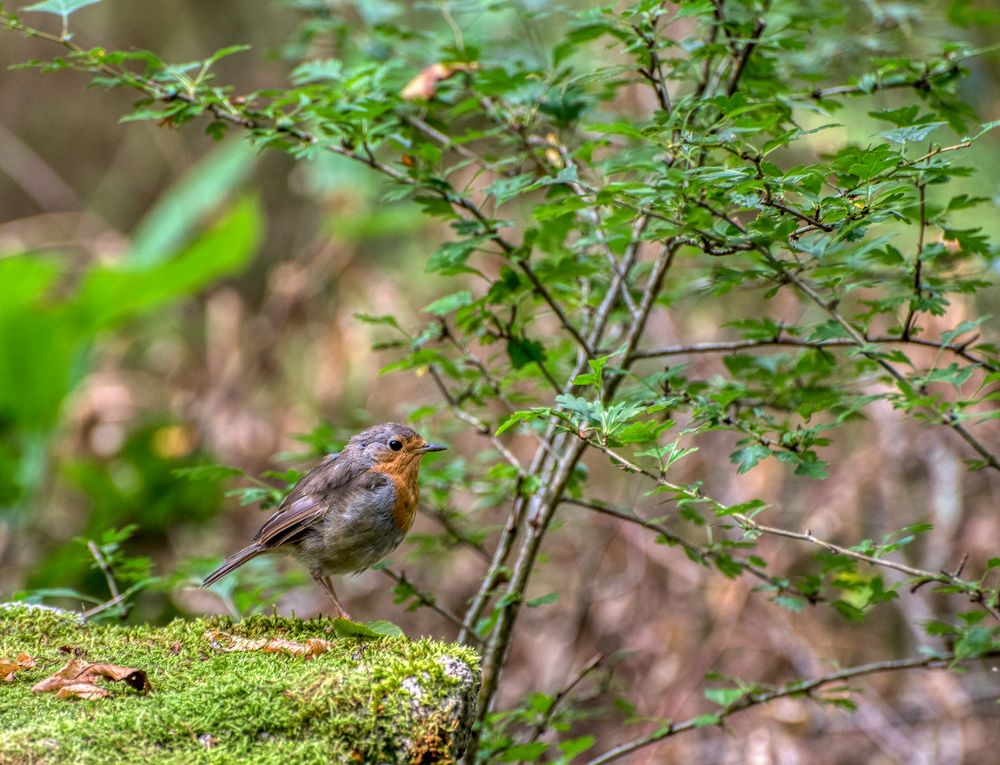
349,422 -> 446,470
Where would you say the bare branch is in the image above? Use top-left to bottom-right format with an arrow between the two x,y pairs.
574,440 -> 1000,624
417,504 -> 491,562
725,19 -> 766,96
378,567 -> 477,639
804,61 -> 961,101
733,515 -> 1000,624
427,365 -> 527,476
584,651 -> 984,765
562,498 -> 818,603
630,334 -> 999,373
901,182 -> 926,340
525,653 -> 607,745
86,540 -> 128,620
776,260 -> 1000,472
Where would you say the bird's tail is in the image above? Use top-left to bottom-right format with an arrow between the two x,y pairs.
202,543 -> 266,587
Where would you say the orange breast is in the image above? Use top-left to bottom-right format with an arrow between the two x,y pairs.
370,459 -> 420,533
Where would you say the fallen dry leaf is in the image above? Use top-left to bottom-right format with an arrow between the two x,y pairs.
0,652 -> 36,682
400,62 -> 477,101
55,683 -> 111,700
31,658 -> 151,697
205,630 -> 332,659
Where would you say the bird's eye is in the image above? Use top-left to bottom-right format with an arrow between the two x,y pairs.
388,439 -> 403,452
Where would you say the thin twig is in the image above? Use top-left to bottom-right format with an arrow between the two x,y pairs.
427,365 -> 527,475
517,257 -> 594,359
584,651 -> 985,765
630,334 -> 999,373
572,440 -> 1000,624
725,19 -> 766,96
418,505 -> 491,562
776,260 -> 1000,472
524,653 -> 607,747
379,566 -> 478,640
562,498 -> 817,602
734,515 -> 1000,624
901,182 -> 926,340
532,136 -> 639,316
475,241 -> 681,733
635,22 -> 671,113
81,591 -> 129,619
401,114 -> 491,169
805,61 -> 961,100
86,540 -> 127,620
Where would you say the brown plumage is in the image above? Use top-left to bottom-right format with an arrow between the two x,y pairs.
201,423 -> 446,617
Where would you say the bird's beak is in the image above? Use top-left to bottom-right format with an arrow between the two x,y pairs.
420,442 -> 447,453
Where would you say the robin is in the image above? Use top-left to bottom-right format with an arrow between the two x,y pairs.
202,423 -> 446,617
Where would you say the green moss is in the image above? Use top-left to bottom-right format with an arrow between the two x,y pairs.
0,604 -> 480,765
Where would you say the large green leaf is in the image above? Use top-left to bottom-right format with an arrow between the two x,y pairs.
76,195 -> 262,329
0,303 -> 81,430
128,139 -> 257,268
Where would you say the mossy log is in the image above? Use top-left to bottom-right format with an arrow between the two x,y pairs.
0,604 -> 480,764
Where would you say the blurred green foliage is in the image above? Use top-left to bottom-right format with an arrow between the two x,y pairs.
0,195 -> 260,513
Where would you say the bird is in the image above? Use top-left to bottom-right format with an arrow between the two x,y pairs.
202,422 -> 446,618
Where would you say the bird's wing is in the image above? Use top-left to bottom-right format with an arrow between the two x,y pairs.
251,452 -> 363,550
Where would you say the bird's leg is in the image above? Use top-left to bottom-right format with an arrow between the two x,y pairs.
313,573 -> 350,619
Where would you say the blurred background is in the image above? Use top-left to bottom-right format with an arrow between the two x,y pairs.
2,1 -> 1000,763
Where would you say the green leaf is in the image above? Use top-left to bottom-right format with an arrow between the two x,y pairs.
76,196 -> 261,330
832,599 -> 865,622
807,321 -> 852,342
774,595 -> 807,612
486,173 -> 536,206
675,0 -> 715,18
495,408 -> 548,436
730,444 -> 771,474
572,354 -> 611,388
704,687 -> 746,707
690,713 -> 722,728
500,742 -> 548,762
23,0 -> 100,20
423,290 -> 473,316
354,313 -> 403,331
555,394 -> 600,423
558,735 -> 595,760
173,464 -> 245,482
426,237 -> 489,275
941,316 -> 992,345
290,59 -> 344,85
526,592 -> 559,608
332,618 -> 404,639
881,123 -> 946,144
129,140 -> 256,267
972,119 -> 1000,140
507,335 -> 546,370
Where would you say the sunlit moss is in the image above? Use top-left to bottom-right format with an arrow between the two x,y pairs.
0,604 -> 479,765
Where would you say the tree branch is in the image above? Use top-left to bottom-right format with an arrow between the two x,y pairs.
378,566 -> 476,639
725,18 -> 766,96
584,651 -> 983,765
733,514 -> 1000,624
630,334 -> 999,373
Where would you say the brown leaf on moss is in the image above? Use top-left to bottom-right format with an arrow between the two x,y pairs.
400,62 -> 477,101
55,683 -> 112,700
0,652 -> 36,682
205,629 -> 332,659
31,658 -> 151,697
